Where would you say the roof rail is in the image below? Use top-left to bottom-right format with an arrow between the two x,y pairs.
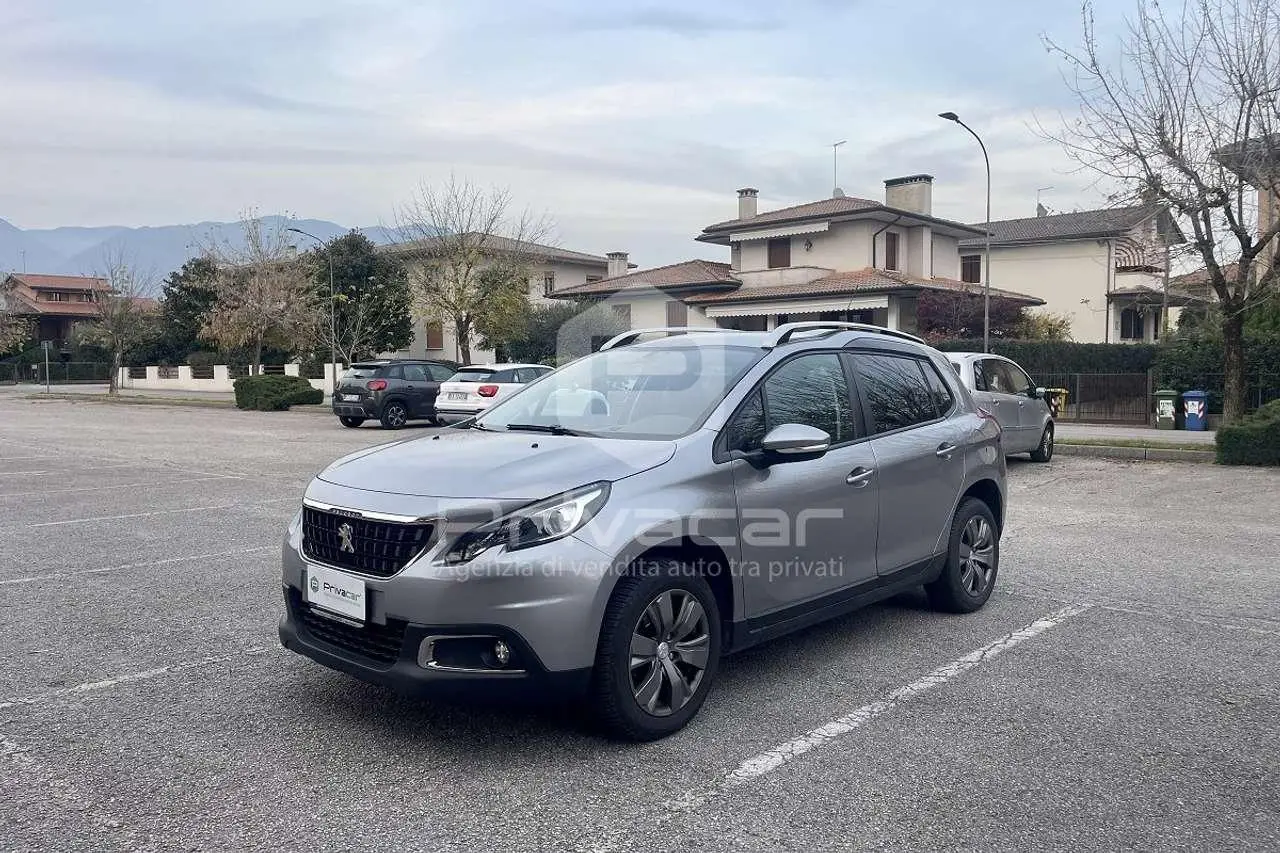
765,321 -> 925,348
597,327 -> 731,351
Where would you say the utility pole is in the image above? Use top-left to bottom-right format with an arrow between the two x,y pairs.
286,227 -> 338,400
939,112 -> 992,352
831,140 -> 846,195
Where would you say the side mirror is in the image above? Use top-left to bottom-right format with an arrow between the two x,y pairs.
1029,386 -> 1043,399
759,423 -> 831,461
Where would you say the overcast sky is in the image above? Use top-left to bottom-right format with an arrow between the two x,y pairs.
0,0 -> 1134,267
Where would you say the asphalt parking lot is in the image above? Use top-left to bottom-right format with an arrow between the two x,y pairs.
2,390 -> 1278,853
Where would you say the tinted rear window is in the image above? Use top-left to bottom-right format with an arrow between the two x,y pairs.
342,365 -> 385,380
451,369 -> 495,383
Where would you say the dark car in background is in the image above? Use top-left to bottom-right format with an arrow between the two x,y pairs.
332,359 -> 457,429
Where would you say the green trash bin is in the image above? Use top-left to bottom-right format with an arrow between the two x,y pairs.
1154,389 -> 1178,430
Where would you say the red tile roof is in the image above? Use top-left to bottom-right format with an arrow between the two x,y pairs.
7,273 -> 110,291
552,259 -> 735,296
684,267 -> 1044,306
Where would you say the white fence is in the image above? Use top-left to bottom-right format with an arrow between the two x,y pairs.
117,364 -> 344,394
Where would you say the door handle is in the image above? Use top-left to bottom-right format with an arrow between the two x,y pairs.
936,443 -> 958,459
990,399 -> 1000,405
846,467 -> 875,487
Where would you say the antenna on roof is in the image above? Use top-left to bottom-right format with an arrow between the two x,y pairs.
1035,186 -> 1054,217
831,140 -> 846,198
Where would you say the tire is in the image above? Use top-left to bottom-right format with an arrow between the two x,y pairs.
338,416 -> 365,429
1029,424 -> 1054,462
428,416 -> 442,426
926,497 -> 1000,614
591,559 -> 721,741
379,401 -> 409,430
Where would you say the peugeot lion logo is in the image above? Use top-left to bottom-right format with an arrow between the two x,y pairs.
308,575 -> 320,593
337,522 -> 356,554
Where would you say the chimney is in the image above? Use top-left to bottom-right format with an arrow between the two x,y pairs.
606,251 -> 629,279
884,174 -> 934,216
737,187 -> 759,220
1036,202 -> 1049,217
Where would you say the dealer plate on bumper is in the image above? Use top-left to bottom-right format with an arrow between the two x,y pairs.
305,564 -> 367,622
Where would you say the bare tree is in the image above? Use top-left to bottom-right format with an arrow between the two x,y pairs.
1041,0 -> 1280,423
201,212 -> 318,374
392,175 -> 554,364
79,257 -> 158,396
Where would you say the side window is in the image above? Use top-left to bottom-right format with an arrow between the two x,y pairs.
726,353 -> 856,452
972,362 -> 987,392
981,359 -> 1007,394
427,364 -> 455,381
998,361 -> 1033,396
401,365 -> 427,382
918,361 -> 955,417
851,353 -> 939,434
382,365 -> 404,381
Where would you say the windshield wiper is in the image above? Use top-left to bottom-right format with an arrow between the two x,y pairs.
503,423 -> 588,436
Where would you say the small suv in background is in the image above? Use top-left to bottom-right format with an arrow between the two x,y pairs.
435,363 -> 554,422
283,323 -> 1006,740
948,352 -> 1055,461
332,359 -> 457,430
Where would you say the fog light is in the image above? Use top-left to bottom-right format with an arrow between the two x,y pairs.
494,640 -> 511,666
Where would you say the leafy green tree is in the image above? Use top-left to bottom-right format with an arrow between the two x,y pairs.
493,301 -> 583,364
152,256 -> 219,362
306,232 -> 412,363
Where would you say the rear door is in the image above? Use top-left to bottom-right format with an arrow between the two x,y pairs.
847,351 -> 966,575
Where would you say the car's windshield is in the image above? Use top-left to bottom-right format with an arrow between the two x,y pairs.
474,345 -> 763,439
450,368 -> 496,383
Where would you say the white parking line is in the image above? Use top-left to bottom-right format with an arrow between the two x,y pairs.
0,546 -> 275,586
724,604 -> 1088,785
0,464 -> 137,477
0,474 -> 235,498
13,496 -> 299,529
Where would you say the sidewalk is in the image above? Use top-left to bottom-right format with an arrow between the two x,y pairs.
1055,422 -> 1215,445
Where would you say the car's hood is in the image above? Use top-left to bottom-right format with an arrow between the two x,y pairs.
316,428 -> 676,499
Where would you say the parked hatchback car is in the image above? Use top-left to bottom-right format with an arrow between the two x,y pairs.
332,359 -> 457,429
948,352 -> 1054,461
281,323 -> 1006,740
435,363 -> 555,421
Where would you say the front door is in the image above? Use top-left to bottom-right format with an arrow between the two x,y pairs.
724,352 -> 879,619
399,364 -> 431,416
977,358 -> 1025,451
846,351 -> 966,574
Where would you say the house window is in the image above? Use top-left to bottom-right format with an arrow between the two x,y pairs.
961,254 -> 981,283
1120,307 -> 1145,341
666,300 -> 688,327
612,304 -> 632,327
884,232 -> 900,271
44,291 -> 70,302
767,238 -> 791,269
543,272 -> 556,296
425,321 -> 444,350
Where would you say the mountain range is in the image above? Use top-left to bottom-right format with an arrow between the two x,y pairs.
0,216 -> 399,293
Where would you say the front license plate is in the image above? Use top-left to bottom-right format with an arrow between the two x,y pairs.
342,394 -> 361,402
305,564 -> 367,622
448,392 -> 467,401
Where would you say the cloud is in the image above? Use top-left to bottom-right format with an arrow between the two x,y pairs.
560,6 -> 778,37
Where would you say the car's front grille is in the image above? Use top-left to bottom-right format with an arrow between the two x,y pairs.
301,506 -> 433,578
294,594 -> 407,665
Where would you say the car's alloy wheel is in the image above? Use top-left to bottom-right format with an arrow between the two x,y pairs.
628,590 -> 711,717
925,497 -> 1000,614
380,403 -> 408,429
592,561 -> 721,741
957,516 -> 995,596
1030,425 -> 1054,462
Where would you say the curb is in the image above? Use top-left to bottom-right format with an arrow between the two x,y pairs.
1056,443 -> 1216,464
24,393 -> 332,415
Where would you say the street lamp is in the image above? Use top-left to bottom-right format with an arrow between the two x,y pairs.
286,227 -> 338,399
939,111 -> 992,353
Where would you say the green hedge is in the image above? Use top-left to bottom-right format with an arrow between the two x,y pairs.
1216,400 -> 1280,466
1153,336 -> 1280,414
933,340 -> 1158,375
233,375 -> 323,411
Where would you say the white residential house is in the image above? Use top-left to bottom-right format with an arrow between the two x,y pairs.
551,176 -> 1043,333
378,234 -> 629,364
957,204 -> 1196,344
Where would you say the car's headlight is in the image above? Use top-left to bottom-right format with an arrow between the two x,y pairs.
444,482 -> 611,564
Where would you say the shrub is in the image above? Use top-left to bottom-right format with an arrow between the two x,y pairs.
1216,402 -> 1280,466
933,340 -> 1158,374
233,374 -> 323,411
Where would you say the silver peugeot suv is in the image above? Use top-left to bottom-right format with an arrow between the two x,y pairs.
279,322 -> 1006,740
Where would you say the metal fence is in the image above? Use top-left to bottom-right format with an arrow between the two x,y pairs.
1032,372 -> 1152,424
1149,372 -> 1280,415
0,361 -> 113,385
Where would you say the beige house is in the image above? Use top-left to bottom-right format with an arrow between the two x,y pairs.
379,234 -> 628,363
958,205 -> 1194,344
553,176 -> 1042,333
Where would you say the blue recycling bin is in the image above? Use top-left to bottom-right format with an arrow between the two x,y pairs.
1182,390 -> 1209,431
